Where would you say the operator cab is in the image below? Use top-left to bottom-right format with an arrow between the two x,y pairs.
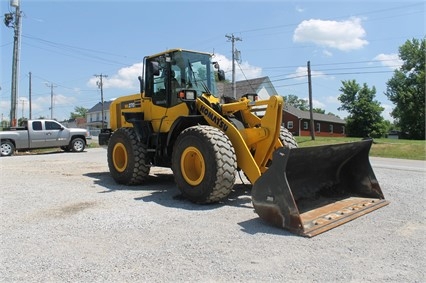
142,49 -> 224,107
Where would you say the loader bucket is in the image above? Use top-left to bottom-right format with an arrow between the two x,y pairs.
251,139 -> 389,237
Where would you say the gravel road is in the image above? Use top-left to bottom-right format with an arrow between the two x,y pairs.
1,148 -> 425,282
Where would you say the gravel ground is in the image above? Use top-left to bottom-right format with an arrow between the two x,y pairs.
0,148 -> 425,282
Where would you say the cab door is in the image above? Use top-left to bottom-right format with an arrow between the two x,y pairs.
44,121 -> 70,147
28,121 -> 46,148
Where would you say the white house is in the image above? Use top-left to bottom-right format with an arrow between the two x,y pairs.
86,101 -> 112,135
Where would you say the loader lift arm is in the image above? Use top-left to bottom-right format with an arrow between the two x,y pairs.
196,94 -> 285,184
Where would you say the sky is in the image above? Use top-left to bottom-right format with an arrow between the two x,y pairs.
0,0 -> 424,122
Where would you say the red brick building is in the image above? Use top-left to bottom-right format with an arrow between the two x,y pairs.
283,105 -> 346,137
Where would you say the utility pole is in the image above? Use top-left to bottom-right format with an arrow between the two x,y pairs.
307,61 -> 315,140
28,72 -> 32,119
94,74 -> 108,129
4,0 -> 22,127
225,34 -> 242,99
45,82 -> 57,119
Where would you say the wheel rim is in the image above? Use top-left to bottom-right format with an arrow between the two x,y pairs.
180,146 -> 205,186
112,142 -> 128,172
74,141 -> 84,151
1,144 -> 11,155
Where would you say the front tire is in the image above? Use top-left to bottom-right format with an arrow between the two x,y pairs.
171,125 -> 237,203
70,138 -> 85,152
0,140 -> 15,156
107,128 -> 150,185
279,126 -> 298,148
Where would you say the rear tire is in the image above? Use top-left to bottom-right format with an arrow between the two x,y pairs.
0,140 -> 15,156
172,125 -> 237,203
107,127 -> 150,185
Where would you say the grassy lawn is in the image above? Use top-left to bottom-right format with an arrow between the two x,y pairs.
295,136 -> 426,160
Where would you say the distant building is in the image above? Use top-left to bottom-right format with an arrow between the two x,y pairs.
86,101 -> 112,136
61,117 -> 86,129
283,104 -> 346,137
219,76 -> 278,100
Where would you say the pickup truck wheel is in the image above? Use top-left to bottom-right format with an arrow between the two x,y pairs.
171,125 -> 237,203
107,127 -> 150,185
70,138 -> 85,152
1,140 -> 15,156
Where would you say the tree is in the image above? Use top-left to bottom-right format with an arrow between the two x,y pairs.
283,94 -> 308,110
70,106 -> 88,119
385,38 -> 425,140
313,108 -> 325,114
338,80 -> 386,138
283,94 -> 327,113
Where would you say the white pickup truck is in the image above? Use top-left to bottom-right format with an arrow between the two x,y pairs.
0,119 -> 90,156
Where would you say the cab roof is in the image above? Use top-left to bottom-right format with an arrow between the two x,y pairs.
146,48 -> 212,59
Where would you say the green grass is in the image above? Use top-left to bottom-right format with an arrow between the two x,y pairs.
295,136 -> 426,160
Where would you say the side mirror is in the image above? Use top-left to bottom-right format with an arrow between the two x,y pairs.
217,69 -> 225,81
138,76 -> 144,93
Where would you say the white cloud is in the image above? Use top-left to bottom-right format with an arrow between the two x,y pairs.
87,62 -> 143,90
293,17 -> 368,51
287,66 -> 326,80
326,95 -> 339,105
213,53 -> 262,81
312,98 -> 325,109
322,50 -> 333,57
373,53 -> 402,70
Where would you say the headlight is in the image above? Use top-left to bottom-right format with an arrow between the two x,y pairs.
179,90 -> 197,101
185,90 -> 196,100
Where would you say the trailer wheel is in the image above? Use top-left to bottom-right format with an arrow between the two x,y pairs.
107,127 -> 150,185
280,126 -> 298,149
0,140 -> 15,156
172,125 -> 237,203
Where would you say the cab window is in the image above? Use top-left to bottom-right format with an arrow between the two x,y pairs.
32,121 -> 42,131
45,121 -> 62,130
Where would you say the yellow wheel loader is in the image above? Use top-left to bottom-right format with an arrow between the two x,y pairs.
99,49 -> 389,237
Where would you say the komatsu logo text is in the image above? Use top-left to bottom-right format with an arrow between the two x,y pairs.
199,104 -> 229,132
